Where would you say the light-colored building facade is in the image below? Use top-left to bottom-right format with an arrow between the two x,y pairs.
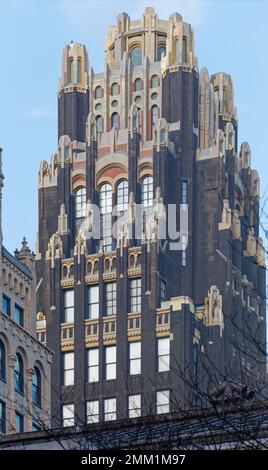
0,147 -> 52,435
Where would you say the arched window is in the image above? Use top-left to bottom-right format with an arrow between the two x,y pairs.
32,367 -> 41,406
134,78 -> 142,92
157,45 -> 166,61
77,58 -> 81,83
182,37 -> 187,63
96,115 -> 103,133
117,180 -> 128,214
151,105 -> 158,134
131,46 -> 142,67
68,59 -> 74,83
141,176 -> 153,208
64,146 -> 69,160
95,86 -> 103,99
0,340 -> 6,381
14,353 -> 24,393
99,183 -> 113,252
111,112 -> 119,129
111,83 -> 119,96
75,187 -> 86,219
151,75 -> 158,88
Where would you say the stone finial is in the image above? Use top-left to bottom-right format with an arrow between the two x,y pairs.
256,237 -> 266,267
246,228 -> 256,258
58,204 -> 68,235
232,209 -> 241,240
205,286 -> 224,335
46,233 -> 63,268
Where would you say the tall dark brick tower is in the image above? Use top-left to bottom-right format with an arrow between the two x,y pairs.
36,8 -> 266,428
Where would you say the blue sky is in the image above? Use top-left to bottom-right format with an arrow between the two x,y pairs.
0,0 -> 267,253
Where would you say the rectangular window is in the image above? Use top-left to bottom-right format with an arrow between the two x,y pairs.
156,390 -> 170,414
88,285 -> 99,319
160,279 -> 167,307
181,234 -> 187,267
2,295 -> 10,316
130,279 -> 141,313
128,394 -> 141,418
105,346 -> 116,380
129,342 -> 141,375
63,290 -> 74,323
0,401 -> 6,434
62,404 -> 74,427
14,305 -> 24,327
182,181 -> 188,204
87,400 -> 99,424
105,283 -> 116,316
104,398 -> 116,421
88,348 -> 99,383
63,352 -> 74,386
15,412 -> 24,433
158,338 -> 170,372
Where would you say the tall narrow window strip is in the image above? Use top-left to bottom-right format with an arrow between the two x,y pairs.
182,181 -> 188,204
75,187 -> 86,219
63,290 -> 74,323
77,58 -> 81,83
88,285 -> 99,319
105,283 -> 117,316
88,348 -> 99,383
62,404 -> 74,427
2,295 -> 10,316
129,342 -> 141,375
0,401 -> 6,434
105,345 -> 116,380
175,38 -> 179,62
14,353 -> 24,394
96,115 -> 103,133
87,400 -> 99,423
117,180 -> 128,214
157,46 -> 166,61
104,398 -> 116,421
99,183 -> 112,252
68,59 -> 74,83
151,105 -> 158,133
111,112 -> 119,129
128,394 -> 141,418
63,352 -> 74,386
32,367 -> 41,405
182,37 -> 187,63
0,341 -> 6,382
130,278 -> 141,312
141,176 -> 153,208
158,338 -> 170,372
131,47 -> 142,67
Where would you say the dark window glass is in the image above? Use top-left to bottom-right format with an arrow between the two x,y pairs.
14,305 -> 24,327
14,353 -> 24,393
2,295 -> 10,316
0,341 -> 6,381
15,412 -> 24,433
32,367 -> 41,406
0,401 -> 6,434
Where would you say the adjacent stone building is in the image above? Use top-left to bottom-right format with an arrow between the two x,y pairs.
36,8 -> 266,428
0,148 -> 52,435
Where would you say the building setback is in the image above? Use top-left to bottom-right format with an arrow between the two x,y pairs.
36,8 -> 266,428
0,149 -> 52,435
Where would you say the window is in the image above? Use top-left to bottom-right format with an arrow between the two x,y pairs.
151,105 -> 158,133
0,401 -> 6,434
99,183 -> 112,252
156,390 -> 170,414
2,295 -> 10,316
151,75 -> 158,88
68,59 -> 74,83
0,340 -> 6,382
14,305 -> 24,327
157,46 -> 166,61
128,394 -> 141,418
77,58 -> 81,83
130,278 -> 141,313
158,338 -> 170,372
141,176 -> 153,208
182,181 -> 188,204
175,38 -> 179,62
32,367 -> 41,405
160,279 -> 167,306
75,187 -> 86,219
117,180 -> 128,214
181,234 -> 187,267
96,115 -> 103,133
105,282 -> 116,316
88,348 -> 99,383
111,83 -> 119,96
87,400 -> 99,424
32,423 -> 40,432
88,285 -> 99,319
63,290 -> 74,323
129,342 -> 141,375
134,78 -> 142,91
105,346 -> 116,380
111,112 -> 119,129
95,86 -> 103,99
64,146 -> 69,160
14,353 -> 24,394
182,37 -> 187,63
63,352 -> 74,386
131,47 -> 142,67
62,404 -> 74,427
104,398 -> 116,421
15,412 -> 24,433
